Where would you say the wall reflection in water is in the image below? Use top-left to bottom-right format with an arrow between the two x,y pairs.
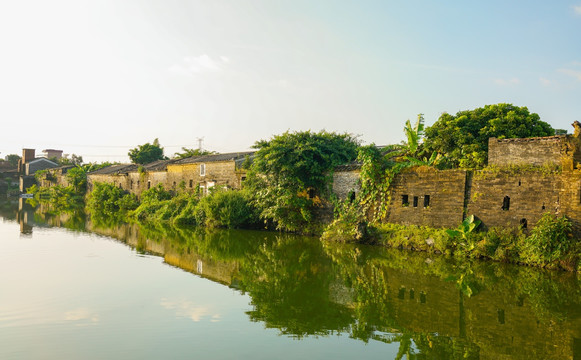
5,201 -> 581,360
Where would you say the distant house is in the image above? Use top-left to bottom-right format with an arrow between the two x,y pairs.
17,149 -> 59,192
86,151 -> 254,196
42,149 -> 64,160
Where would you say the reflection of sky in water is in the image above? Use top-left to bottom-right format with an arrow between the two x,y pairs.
0,219 -> 391,360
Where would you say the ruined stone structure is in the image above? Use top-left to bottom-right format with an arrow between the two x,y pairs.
87,152 -> 253,196
333,123 -> 581,231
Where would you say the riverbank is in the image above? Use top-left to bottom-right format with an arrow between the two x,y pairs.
322,211 -> 581,272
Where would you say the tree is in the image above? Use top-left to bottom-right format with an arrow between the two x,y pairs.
58,154 -> 83,166
4,154 -> 20,167
247,130 -> 359,232
173,147 -> 217,159
128,138 -> 167,164
423,104 -> 554,168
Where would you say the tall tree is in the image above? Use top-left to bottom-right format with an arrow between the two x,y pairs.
423,104 -> 553,168
4,154 -> 20,167
128,138 -> 167,164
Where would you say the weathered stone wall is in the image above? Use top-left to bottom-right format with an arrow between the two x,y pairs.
488,136 -> 566,166
332,169 -> 360,200
167,161 -> 244,194
386,168 -> 467,228
466,169 -> 563,229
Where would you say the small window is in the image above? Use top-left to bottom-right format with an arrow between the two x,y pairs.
401,195 -> 409,206
172,181 -> 176,188
147,181 -> 151,189
189,179 -> 193,188
413,196 -> 419,207
307,188 -> 316,199
424,195 -> 430,208
520,218 -> 527,229
130,180 -> 133,189
200,164 -> 206,176
502,196 -> 510,211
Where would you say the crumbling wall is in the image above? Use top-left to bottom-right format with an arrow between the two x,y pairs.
488,136 -> 566,167
332,166 -> 360,200
386,168 -> 467,228
466,169 -> 563,229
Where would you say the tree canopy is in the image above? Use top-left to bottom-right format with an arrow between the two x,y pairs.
4,154 -> 20,167
422,104 -> 554,168
247,130 -> 359,232
128,138 -> 167,164
173,147 -> 217,159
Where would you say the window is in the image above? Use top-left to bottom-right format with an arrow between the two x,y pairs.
200,164 -> 206,176
520,218 -> 527,229
413,196 -> 419,207
424,195 -> 430,207
189,179 -> 193,188
130,180 -> 133,189
147,181 -> 151,189
502,196 -> 510,211
401,195 -> 409,206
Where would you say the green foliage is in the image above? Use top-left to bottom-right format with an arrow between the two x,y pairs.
128,138 -> 167,164
66,166 -> 88,194
519,213 -> 575,268
248,130 -> 359,233
446,215 -> 481,244
423,104 -> 554,168
173,147 -> 217,159
87,182 -> 138,217
58,153 -> 83,166
4,154 -> 20,167
195,189 -> 258,228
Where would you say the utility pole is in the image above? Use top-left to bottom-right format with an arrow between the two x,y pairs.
196,137 -> 204,152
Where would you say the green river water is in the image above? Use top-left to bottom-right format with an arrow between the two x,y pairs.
1,200 -> 581,359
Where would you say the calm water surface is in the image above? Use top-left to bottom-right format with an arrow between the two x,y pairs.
1,200 -> 581,359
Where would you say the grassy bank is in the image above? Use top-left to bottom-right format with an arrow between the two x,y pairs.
322,212 -> 581,272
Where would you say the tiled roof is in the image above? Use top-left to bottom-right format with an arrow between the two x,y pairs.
87,164 -> 137,175
173,151 -> 255,165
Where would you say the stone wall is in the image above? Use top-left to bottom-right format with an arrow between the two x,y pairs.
488,136 -> 566,167
466,169 -> 563,229
332,167 -> 360,200
386,168 -> 467,228
167,161 -> 244,195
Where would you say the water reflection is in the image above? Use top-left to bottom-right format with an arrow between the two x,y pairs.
5,202 -> 581,359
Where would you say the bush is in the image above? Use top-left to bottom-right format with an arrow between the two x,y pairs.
87,182 -> 138,217
195,189 -> 257,229
519,213 -> 575,268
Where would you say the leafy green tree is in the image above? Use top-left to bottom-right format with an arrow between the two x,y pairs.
58,154 -> 83,166
128,138 -> 167,164
248,130 -> 359,232
173,147 -> 217,159
4,154 -> 20,167
423,104 -> 554,168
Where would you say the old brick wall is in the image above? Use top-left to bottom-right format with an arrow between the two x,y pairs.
167,161 -> 243,193
557,171 -> 581,231
466,169 -> 563,229
386,168 -> 467,228
332,169 -> 360,200
488,136 -> 566,166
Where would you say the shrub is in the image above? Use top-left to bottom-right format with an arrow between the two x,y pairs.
87,182 -> 138,217
195,189 -> 257,229
519,213 -> 575,268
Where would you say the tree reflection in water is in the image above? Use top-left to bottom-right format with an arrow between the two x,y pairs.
9,201 -> 581,360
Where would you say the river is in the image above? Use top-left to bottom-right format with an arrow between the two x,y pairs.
1,200 -> 581,359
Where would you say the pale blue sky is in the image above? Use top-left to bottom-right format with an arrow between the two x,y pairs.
1,0 -> 580,162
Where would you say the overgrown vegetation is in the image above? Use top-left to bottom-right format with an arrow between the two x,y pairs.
422,103 -> 554,168
246,130 -> 359,233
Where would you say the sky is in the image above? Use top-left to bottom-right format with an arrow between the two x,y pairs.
0,0 -> 580,163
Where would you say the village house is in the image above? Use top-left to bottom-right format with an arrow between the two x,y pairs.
86,151 -> 254,196
17,148 -> 60,192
